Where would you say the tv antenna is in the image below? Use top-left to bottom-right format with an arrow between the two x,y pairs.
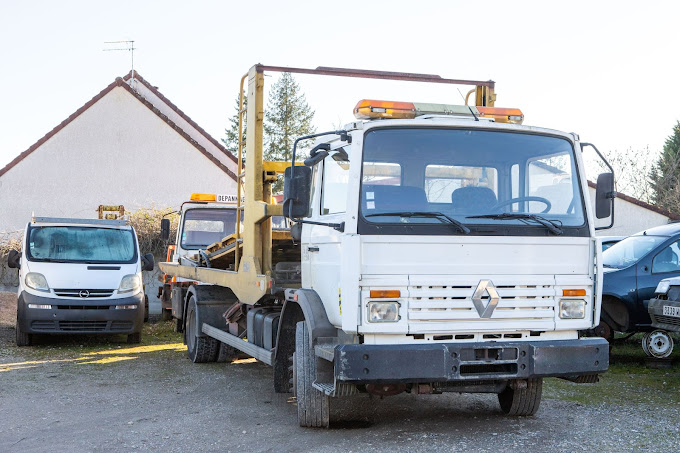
104,40 -> 136,86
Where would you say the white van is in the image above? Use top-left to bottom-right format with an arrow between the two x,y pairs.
7,217 -> 154,346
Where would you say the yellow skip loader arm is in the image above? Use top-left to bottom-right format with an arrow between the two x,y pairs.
159,64 -> 497,304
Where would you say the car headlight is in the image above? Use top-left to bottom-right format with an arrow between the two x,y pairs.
118,274 -> 142,293
559,299 -> 586,319
655,280 -> 671,295
25,272 -> 50,292
367,301 -> 400,322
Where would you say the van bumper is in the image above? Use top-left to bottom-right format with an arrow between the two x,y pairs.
17,291 -> 144,335
334,338 -> 609,383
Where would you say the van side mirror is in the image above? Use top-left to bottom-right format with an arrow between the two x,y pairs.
141,253 -> 155,272
160,218 -> 170,241
595,172 -> 615,219
283,166 -> 312,218
7,249 -> 20,269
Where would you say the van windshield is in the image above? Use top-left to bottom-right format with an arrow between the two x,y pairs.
27,226 -> 137,263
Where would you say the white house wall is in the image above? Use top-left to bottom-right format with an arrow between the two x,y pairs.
131,79 -> 237,170
589,186 -> 671,236
0,86 -> 236,234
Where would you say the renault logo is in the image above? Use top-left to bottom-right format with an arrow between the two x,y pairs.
472,280 -> 500,318
79,290 -> 90,298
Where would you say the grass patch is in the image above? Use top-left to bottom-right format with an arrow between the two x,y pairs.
545,334 -> 680,407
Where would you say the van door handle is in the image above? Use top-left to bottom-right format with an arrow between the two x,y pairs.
308,246 -> 320,252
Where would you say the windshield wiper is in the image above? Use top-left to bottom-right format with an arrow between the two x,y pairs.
467,213 -> 563,235
365,211 -> 470,234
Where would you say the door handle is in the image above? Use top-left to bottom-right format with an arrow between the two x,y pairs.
308,246 -> 320,252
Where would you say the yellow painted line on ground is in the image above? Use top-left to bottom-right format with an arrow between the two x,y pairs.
77,356 -> 139,365
0,342 -> 186,371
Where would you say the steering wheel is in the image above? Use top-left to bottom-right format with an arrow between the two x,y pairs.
491,196 -> 551,214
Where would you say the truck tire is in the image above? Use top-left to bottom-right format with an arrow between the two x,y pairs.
161,308 -> 172,322
295,321 -> 329,428
16,318 -> 32,346
186,296 -> 219,363
498,378 -> 542,416
127,331 -> 142,344
216,342 -> 240,363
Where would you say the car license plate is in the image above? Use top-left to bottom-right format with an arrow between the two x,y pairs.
663,305 -> 680,318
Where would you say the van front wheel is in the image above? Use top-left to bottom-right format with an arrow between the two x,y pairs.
16,318 -> 32,346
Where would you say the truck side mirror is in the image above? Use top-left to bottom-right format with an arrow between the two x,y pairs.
160,218 -> 170,241
283,166 -> 312,218
595,172 -> 615,219
7,249 -> 20,269
142,253 -> 155,272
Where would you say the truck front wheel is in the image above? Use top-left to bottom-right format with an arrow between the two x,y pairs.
294,321 -> 329,428
186,296 -> 219,363
498,378 -> 542,416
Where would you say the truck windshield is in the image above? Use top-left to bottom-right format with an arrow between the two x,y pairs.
359,127 -> 587,236
181,208 -> 237,249
27,226 -> 136,263
602,235 -> 668,269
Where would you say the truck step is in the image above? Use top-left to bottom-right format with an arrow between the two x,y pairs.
202,323 -> 273,365
314,344 -> 336,362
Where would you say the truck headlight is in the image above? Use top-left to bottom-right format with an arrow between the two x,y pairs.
367,301 -> 400,322
118,274 -> 142,293
559,300 -> 586,319
25,272 -> 50,292
655,280 -> 671,295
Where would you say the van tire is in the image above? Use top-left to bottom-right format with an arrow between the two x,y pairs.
295,321 -> 330,428
143,296 -> 149,323
16,319 -> 32,346
127,332 -> 142,344
498,378 -> 542,416
186,296 -> 219,363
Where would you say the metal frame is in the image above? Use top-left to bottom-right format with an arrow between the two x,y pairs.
161,64 -> 500,304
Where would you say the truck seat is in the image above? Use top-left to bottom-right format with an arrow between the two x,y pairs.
451,186 -> 497,213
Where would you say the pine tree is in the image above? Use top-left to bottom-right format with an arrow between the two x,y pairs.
264,72 -> 315,164
221,91 -> 247,156
650,121 -> 680,212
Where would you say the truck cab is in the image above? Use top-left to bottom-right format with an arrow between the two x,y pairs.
8,216 -> 154,345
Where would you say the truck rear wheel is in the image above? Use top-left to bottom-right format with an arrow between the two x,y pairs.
498,378 -> 542,416
295,321 -> 329,428
186,296 -> 219,363
16,318 -> 32,346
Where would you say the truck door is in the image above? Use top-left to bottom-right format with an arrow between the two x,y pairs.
304,153 -> 349,326
637,238 -> 680,324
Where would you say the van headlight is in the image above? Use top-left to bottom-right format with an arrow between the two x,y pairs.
25,273 -> 50,292
655,280 -> 671,295
367,301 -> 400,322
559,300 -> 586,319
118,274 -> 142,293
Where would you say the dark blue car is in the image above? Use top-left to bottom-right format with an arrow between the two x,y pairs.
600,222 -> 680,340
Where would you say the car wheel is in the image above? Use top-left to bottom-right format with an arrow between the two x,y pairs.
642,330 -> 674,358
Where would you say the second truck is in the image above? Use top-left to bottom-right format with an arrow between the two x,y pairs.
159,64 -> 614,427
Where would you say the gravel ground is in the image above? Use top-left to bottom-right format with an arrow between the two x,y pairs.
1,291 -> 679,452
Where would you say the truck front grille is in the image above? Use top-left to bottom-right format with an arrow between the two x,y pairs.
407,276 -> 556,332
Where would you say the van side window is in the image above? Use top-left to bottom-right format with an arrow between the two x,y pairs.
321,153 -> 350,215
652,241 -> 680,274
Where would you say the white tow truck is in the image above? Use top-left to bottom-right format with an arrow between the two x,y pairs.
159,65 -> 615,427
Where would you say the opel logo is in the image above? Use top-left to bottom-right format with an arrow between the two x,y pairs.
79,290 -> 90,298
472,280 -> 500,318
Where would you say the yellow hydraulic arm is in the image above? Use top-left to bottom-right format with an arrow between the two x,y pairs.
159,64 -> 496,304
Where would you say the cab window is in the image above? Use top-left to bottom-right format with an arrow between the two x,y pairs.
320,152 -> 350,215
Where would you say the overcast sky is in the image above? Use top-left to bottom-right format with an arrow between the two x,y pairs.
1,0 -> 679,182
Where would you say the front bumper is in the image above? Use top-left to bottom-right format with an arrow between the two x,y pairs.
649,297 -> 680,332
18,290 -> 144,335
334,338 -> 609,383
